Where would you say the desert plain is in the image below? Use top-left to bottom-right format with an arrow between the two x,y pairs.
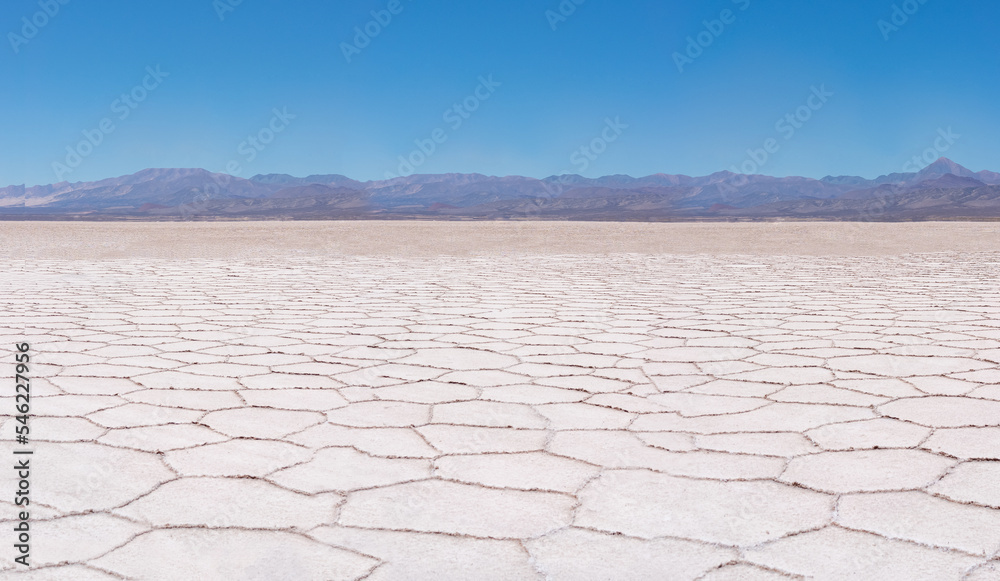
2,221 -> 1000,580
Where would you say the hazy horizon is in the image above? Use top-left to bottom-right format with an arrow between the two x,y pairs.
4,156 -> 994,189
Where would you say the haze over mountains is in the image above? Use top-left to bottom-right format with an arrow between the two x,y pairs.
2,158 -> 999,220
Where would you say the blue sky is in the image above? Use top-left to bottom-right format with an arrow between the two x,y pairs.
2,0 -> 998,185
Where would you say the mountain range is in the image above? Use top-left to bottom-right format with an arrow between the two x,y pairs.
2,158 -> 1000,220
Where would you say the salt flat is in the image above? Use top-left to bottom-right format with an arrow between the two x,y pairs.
1,220 -> 1000,259
1,222 -> 1000,580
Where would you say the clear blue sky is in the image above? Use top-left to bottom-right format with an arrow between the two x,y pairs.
2,0 -> 998,185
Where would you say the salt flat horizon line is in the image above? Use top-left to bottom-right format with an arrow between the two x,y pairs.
5,156 -> 992,189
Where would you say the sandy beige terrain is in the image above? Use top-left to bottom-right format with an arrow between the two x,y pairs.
1,222 -> 999,579
1,221 -> 999,259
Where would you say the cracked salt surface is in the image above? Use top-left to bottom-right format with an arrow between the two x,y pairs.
1,249 -> 1000,579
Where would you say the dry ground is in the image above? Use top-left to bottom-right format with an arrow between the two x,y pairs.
1,222 -> 999,580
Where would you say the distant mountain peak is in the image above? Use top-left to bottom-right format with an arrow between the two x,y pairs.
917,158 -> 975,179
